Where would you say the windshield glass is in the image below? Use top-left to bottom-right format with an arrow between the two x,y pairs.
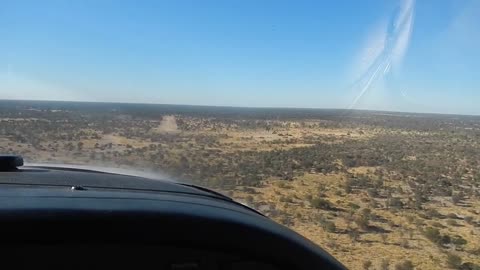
2,0 -> 480,269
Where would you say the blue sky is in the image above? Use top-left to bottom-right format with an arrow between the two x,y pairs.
1,0 -> 479,114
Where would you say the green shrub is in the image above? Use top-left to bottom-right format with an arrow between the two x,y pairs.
389,197 -> 404,209
451,235 -> 467,246
447,213 -> 458,219
452,193 -> 462,205
279,195 -> 293,203
355,215 -> 370,230
347,228 -> 359,242
406,215 -> 415,224
446,253 -> 461,269
361,208 -> 372,218
395,260 -> 414,270
424,208 -> 441,219
380,259 -> 390,270
348,202 -> 360,211
311,197 -> 332,210
400,238 -> 410,248
470,246 -> 480,256
441,234 -> 451,245
362,260 -> 372,270
447,219 -> 458,226
344,178 -> 354,193
459,262 -> 480,270
367,188 -> 378,198
465,216 -> 474,224
324,221 -> 336,233
424,227 -> 442,244
432,221 -> 445,228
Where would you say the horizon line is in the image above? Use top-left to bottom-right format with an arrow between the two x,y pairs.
0,98 -> 478,117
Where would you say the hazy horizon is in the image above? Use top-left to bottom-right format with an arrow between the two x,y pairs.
2,98 -> 480,117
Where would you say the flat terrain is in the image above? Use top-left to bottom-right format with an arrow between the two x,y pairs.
1,100 -> 479,269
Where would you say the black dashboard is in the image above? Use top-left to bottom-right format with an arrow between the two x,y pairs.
0,164 -> 346,270
9,245 -> 277,270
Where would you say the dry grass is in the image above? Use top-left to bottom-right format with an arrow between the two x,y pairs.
3,116 -> 480,270
231,172 -> 480,269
